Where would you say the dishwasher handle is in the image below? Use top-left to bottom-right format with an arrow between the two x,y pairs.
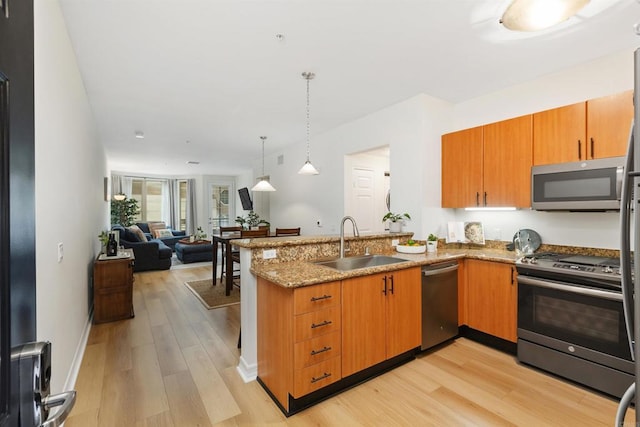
422,262 -> 458,276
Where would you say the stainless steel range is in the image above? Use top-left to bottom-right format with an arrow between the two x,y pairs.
516,252 -> 634,398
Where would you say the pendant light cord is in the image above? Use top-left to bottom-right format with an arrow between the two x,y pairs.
306,76 -> 311,162
260,136 -> 266,176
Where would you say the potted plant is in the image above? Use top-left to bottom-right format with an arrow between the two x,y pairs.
382,212 -> 411,233
110,196 -> 140,226
236,210 -> 270,230
427,233 -> 438,253
98,230 -> 110,253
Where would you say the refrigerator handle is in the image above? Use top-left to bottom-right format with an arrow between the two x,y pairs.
620,120 -> 635,361
41,391 -> 77,427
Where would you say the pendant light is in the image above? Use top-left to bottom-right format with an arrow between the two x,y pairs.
251,136 -> 276,192
500,0 -> 589,32
298,71 -> 320,175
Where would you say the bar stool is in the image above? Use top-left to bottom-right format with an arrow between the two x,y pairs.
219,226 -> 242,283
275,227 -> 301,236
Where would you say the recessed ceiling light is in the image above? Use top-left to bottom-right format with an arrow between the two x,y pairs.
186,160 -> 200,165
134,130 -> 144,139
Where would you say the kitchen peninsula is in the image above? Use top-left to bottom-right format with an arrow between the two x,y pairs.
231,231 -> 518,414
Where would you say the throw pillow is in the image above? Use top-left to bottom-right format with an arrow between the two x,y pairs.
154,228 -> 174,238
148,221 -> 167,237
128,225 -> 148,242
123,228 -> 140,242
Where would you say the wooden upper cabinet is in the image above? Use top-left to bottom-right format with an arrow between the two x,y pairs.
533,90 -> 632,165
483,115 -> 532,208
586,90 -> 633,160
441,126 -> 483,208
533,102 -> 586,165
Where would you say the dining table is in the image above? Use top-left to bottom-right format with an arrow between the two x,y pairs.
212,231 -> 275,296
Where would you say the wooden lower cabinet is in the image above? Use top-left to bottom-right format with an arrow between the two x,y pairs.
341,267 -> 421,377
465,259 -> 517,342
257,266 -> 421,414
257,279 -> 342,412
93,250 -> 135,324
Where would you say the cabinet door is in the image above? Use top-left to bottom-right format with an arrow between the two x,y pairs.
466,260 -> 517,342
533,102 -> 586,165
587,90 -> 633,159
342,273 -> 387,377
385,267 -> 421,358
441,127 -> 483,208
483,115 -> 532,208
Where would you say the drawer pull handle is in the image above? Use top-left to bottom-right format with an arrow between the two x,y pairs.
311,372 -> 332,383
310,320 -> 332,329
310,294 -> 332,302
310,346 -> 332,356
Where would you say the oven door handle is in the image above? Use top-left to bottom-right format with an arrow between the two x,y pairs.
518,276 -> 622,302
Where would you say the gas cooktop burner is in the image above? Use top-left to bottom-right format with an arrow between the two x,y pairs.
516,252 -> 625,283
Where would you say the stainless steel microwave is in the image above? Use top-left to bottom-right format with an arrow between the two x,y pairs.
531,156 -> 625,211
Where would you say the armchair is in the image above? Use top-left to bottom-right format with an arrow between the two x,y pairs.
111,225 -> 172,272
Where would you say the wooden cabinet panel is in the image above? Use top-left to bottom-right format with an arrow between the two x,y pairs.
441,126 -> 483,208
293,356 -> 341,398
466,259 -> 517,342
483,115 -> 532,208
385,268 -> 421,359
294,307 -> 341,342
293,281 -> 340,314
93,252 -> 135,324
294,332 -> 341,370
341,273 -> 387,377
533,102 -> 586,165
586,90 -> 633,159
342,267 -> 421,377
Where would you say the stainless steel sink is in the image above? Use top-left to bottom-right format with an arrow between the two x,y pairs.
313,255 -> 407,271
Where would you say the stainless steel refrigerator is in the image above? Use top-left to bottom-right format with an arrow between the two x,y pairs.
616,47 -> 640,426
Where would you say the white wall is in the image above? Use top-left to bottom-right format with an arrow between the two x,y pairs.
266,93 -> 453,239
34,0 -> 107,393
451,48 -> 635,249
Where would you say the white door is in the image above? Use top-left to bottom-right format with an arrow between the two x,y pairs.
207,181 -> 234,235
352,168 -> 376,233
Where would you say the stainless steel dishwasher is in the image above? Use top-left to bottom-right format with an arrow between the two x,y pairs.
421,261 -> 459,350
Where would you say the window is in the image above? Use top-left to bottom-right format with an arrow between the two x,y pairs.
130,178 -> 167,222
178,180 -> 187,231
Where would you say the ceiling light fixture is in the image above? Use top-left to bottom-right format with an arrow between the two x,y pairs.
298,71 -> 319,175
134,130 -> 145,139
500,0 -> 590,32
113,193 -> 126,201
251,136 -> 276,192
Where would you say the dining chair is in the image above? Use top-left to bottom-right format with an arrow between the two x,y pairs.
219,226 -> 242,283
240,228 -> 269,238
275,227 -> 301,236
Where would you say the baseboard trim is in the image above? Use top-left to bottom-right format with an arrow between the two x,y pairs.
236,355 -> 257,383
63,310 -> 93,392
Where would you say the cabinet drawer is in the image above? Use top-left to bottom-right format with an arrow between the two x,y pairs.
293,355 -> 341,398
94,289 -> 133,324
294,331 -> 341,370
294,307 -> 341,342
294,281 -> 341,315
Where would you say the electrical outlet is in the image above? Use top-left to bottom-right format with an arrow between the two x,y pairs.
57,242 -> 64,263
263,249 -> 277,259
391,239 -> 399,247
316,219 -> 322,227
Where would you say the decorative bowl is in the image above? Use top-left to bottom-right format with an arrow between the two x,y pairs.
396,241 -> 426,254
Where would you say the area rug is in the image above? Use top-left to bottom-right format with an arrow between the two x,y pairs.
184,279 -> 240,309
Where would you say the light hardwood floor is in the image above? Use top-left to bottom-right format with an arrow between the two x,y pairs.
66,264 -> 635,426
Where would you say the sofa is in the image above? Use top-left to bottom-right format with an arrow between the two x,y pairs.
111,224 -> 174,272
134,222 -> 186,251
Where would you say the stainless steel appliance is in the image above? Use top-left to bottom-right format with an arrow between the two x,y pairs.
616,48 -> 640,426
10,341 -> 75,427
421,262 -> 459,350
516,253 -> 634,398
531,156 -> 624,211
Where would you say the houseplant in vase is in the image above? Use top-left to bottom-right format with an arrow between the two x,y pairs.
235,210 -> 270,230
110,196 -> 140,226
427,233 -> 438,253
382,211 -> 411,233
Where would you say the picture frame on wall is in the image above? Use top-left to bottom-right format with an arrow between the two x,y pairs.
104,176 -> 110,201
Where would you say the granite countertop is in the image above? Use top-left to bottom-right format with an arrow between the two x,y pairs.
251,247 -> 517,288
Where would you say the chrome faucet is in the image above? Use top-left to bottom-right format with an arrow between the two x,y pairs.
340,216 -> 360,258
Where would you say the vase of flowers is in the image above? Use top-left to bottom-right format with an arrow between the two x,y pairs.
235,211 -> 270,230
